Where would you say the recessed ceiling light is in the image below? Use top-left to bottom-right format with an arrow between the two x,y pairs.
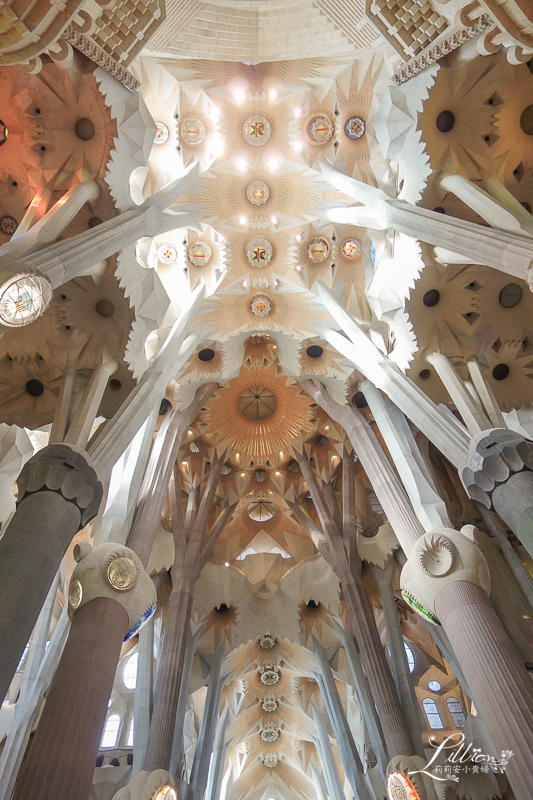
294,108 -> 302,117
239,215 -> 247,225
268,158 -> 278,171
269,89 -> 277,100
237,158 -> 247,171
292,141 -> 303,151
234,89 -> 246,102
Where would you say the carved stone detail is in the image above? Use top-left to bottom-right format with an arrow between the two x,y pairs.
461,428 -> 533,508
16,444 -> 103,529
401,527 -> 490,623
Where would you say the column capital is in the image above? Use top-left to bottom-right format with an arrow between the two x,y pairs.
400,526 -> 490,625
68,542 -> 157,642
461,427 -> 533,507
16,443 -> 102,529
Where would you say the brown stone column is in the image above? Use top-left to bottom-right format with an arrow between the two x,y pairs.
435,581 -> 533,800
0,444 -> 102,703
143,588 -> 194,772
13,597 -> 128,800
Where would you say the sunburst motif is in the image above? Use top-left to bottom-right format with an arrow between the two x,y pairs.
202,362 -> 314,459
200,603 -> 236,647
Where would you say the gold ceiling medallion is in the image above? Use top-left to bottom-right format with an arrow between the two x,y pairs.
187,242 -> 212,267
263,754 -> 279,767
246,180 -> 271,206
69,579 -> 82,610
262,694 -> 278,712
242,114 -> 272,147
341,238 -> 361,258
180,118 -> 205,145
258,632 -> 277,648
250,295 -> 271,317
306,237 -> 330,263
260,726 -> 280,742
259,665 -> 280,685
306,114 -> 334,144
246,237 -> 273,268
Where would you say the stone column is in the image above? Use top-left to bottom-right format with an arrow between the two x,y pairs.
169,624 -> 205,778
205,706 -> 229,800
311,706 -> 345,800
369,566 -> 425,760
401,526 -> 533,800
314,641 -> 373,800
461,427 -> 533,561
0,444 -> 102,703
13,542 -> 156,800
131,616 -> 155,777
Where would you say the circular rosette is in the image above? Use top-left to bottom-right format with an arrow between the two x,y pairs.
154,123 -> 169,144
152,787 -> 178,800
260,666 -> 280,685
246,180 -> 270,206
107,557 -> 139,591
258,632 -> 277,648
262,696 -> 278,712
306,237 -> 330,263
306,115 -> 334,144
418,534 -> 455,577
0,215 -> 17,235
250,295 -> 271,317
387,771 -> 421,800
344,116 -> 365,140
260,727 -> 280,743
242,114 -> 272,147
187,242 -> 212,268
246,237 -> 273,268
69,579 -> 83,610
263,754 -> 279,768
180,118 -> 205,145
341,238 -> 361,258
0,270 -> 52,328
157,244 -> 177,264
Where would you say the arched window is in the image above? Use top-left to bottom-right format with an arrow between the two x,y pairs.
101,714 -> 120,747
127,717 -> 134,747
123,652 -> 138,689
447,697 -> 466,728
423,698 -> 444,729
404,643 -> 415,673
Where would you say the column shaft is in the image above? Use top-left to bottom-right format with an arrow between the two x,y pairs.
132,616 -> 155,776
435,581 -> 533,800
13,597 -> 128,800
0,492 -> 80,703
143,589 -> 194,772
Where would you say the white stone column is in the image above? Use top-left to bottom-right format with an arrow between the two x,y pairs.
132,616 -> 155,777
311,706 -> 346,800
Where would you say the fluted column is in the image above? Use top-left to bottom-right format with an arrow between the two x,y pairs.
0,444 -> 102,702
402,527 -> 533,800
12,541 -> 155,800
436,582 -> 533,799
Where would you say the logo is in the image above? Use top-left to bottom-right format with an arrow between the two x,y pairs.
408,734 -> 514,783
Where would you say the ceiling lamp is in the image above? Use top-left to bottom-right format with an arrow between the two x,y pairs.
0,268 -> 52,328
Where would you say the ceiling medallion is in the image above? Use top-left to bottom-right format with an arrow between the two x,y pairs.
157,244 -> 177,264
386,771 -> 421,800
306,115 -> 334,144
0,215 -> 18,236
341,238 -> 361,258
262,695 -> 278,712
259,632 -> 277,648
246,180 -> 270,206
187,242 -> 212,267
260,666 -> 280,686
0,272 -> 53,328
181,118 -> 205,146
107,557 -> 138,591
260,727 -> 280,743
154,122 -> 169,144
246,237 -> 273,268
263,754 -> 279,768
344,116 -> 366,140
251,295 -> 271,317
307,237 -> 330,263
242,114 -> 272,147
152,787 -> 178,800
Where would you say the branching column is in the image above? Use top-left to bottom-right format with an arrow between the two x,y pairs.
143,451 -> 235,773
289,448 -> 414,758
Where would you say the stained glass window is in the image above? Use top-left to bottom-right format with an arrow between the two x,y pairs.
124,652 -> 138,689
447,697 -> 466,728
423,698 -> 444,729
